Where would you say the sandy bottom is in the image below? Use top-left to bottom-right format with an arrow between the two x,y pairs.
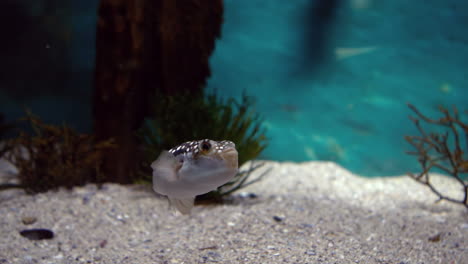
0,161 -> 467,264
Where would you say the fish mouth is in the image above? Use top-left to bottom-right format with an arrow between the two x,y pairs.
221,148 -> 237,154
220,148 -> 238,169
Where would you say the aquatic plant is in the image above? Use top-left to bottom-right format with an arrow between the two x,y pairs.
4,111 -> 116,193
405,103 -> 468,208
138,91 -> 268,201
196,161 -> 272,203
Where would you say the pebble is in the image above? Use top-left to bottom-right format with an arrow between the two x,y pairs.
300,223 -> 314,228
99,240 -> 107,248
206,251 -> 221,260
21,216 -> 37,225
238,192 -> 258,199
82,194 -> 93,204
428,233 -> 442,242
273,215 -> 284,222
19,228 -> 54,240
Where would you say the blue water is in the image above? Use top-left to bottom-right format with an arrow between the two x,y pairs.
207,0 -> 468,176
1,0 -> 467,177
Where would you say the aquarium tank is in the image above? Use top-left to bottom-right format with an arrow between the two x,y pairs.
0,1 -> 467,263
1,0 -> 466,179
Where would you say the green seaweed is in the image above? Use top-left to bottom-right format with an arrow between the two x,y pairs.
4,111 -> 116,193
138,90 -> 268,200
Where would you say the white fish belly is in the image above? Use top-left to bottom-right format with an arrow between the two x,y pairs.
154,167 -> 237,198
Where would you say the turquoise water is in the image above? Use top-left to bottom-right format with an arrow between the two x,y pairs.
1,0 -> 467,177
207,0 -> 468,176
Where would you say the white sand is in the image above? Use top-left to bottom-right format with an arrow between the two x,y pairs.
0,160 -> 467,263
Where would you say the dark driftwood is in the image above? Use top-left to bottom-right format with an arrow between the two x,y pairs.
93,0 -> 223,183
405,103 -> 468,208
93,0 -> 150,183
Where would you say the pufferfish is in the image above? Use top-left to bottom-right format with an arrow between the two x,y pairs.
151,139 -> 238,214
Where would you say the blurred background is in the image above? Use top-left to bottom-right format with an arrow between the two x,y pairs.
1,0 -> 467,177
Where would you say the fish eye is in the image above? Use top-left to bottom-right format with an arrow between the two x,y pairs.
201,142 -> 211,151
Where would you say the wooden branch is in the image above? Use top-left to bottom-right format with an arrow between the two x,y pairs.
405,103 -> 468,208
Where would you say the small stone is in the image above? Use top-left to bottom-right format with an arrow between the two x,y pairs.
207,251 -> 221,259
82,195 -> 92,204
305,250 -> 316,256
99,240 -> 107,248
239,192 -> 257,199
21,216 -> 37,225
199,245 -> 218,251
428,233 -> 442,242
273,215 -> 284,222
19,228 -> 54,240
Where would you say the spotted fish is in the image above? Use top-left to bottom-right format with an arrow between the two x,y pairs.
151,139 -> 238,214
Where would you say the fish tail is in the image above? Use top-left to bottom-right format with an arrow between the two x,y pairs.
168,197 -> 195,215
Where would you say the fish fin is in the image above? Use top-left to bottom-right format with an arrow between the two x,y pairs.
151,151 -> 181,173
168,197 -> 195,215
152,151 -> 183,195
152,151 -> 181,183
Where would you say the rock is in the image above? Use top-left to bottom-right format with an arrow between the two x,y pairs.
21,216 -> 37,225
238,192 -> 258,199
428,233 -> 442,242
19,229 -> 54,240
272,215 -> 284,222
